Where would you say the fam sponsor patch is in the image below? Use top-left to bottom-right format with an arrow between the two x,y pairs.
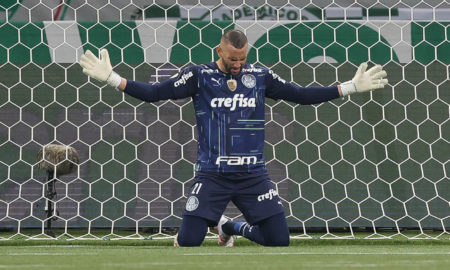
216,156 -> 258,166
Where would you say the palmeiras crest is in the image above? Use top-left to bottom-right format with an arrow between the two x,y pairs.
242,74 -> 256,88
185,196 -> 199,211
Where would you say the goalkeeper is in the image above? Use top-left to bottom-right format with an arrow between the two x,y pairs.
79,30 -> 388,247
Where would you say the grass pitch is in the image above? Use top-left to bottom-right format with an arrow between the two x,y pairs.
0,238 -> 449,270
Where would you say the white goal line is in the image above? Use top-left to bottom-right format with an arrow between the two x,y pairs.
182,252 -> 450,256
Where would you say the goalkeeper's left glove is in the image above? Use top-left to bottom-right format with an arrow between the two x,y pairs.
340,63 -> 388,96
79,49 -> 122,88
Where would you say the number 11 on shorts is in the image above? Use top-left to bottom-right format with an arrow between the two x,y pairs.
191,183 -> 203,194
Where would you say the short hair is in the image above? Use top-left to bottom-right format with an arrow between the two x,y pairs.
221,30 -> 248,49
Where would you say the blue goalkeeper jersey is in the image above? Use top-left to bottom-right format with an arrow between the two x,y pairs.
124,62 -> 340,173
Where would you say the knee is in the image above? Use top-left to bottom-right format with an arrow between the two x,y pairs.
176,215 -> 209,246
176,233 -> 203,247
260,213 -> 290,246
264,233 -> 290,247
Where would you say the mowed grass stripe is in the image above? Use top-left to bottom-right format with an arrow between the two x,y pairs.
1,236 -> 450,247
0,245 -> 449,270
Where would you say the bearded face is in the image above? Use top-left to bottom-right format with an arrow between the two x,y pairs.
217,42 -> 248,76
220,56 -> 244,75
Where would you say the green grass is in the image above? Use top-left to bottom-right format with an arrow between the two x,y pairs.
0,238 -> 449,270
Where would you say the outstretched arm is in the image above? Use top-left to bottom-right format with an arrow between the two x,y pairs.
79,49 -> 197,102
266,63 -> 388,105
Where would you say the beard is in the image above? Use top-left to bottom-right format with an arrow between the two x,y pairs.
221,59 -> 243,75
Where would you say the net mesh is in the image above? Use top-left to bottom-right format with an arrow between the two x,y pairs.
0,0 -> 449,240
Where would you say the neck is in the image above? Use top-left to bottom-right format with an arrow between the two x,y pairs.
216,59 -> 226,73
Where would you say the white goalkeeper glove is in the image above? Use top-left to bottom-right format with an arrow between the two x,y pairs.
79,49 -> 122,88
340,63 -> 388,96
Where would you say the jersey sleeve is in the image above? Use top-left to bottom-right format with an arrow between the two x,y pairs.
265,70 -> 340,105
123,65 -> 199,102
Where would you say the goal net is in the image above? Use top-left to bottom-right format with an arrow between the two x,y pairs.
0,0 -> 449,240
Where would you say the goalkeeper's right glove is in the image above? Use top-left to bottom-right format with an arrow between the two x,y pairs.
340,63 -> 388,96
79,49 -> 122,88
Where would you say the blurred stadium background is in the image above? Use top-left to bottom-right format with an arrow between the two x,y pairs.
0,0 -> 449,240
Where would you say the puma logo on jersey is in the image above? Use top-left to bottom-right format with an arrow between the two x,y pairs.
211,77 -> 222,86
210,94 -> 256,111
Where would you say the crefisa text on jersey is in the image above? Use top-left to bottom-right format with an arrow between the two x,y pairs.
174,71 -> 194,87
210,94 -> 256,111
257,189 -> 279,202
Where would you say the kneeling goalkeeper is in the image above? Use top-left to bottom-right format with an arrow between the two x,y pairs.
79,30 -> 388,246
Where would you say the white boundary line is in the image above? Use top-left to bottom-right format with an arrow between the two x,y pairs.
7,252 -> 98,256
182,252 -> 450,256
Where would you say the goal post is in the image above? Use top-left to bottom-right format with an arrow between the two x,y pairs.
0,1 -> 449,240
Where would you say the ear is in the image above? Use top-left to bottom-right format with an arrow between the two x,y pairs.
216,46 -> 222,57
